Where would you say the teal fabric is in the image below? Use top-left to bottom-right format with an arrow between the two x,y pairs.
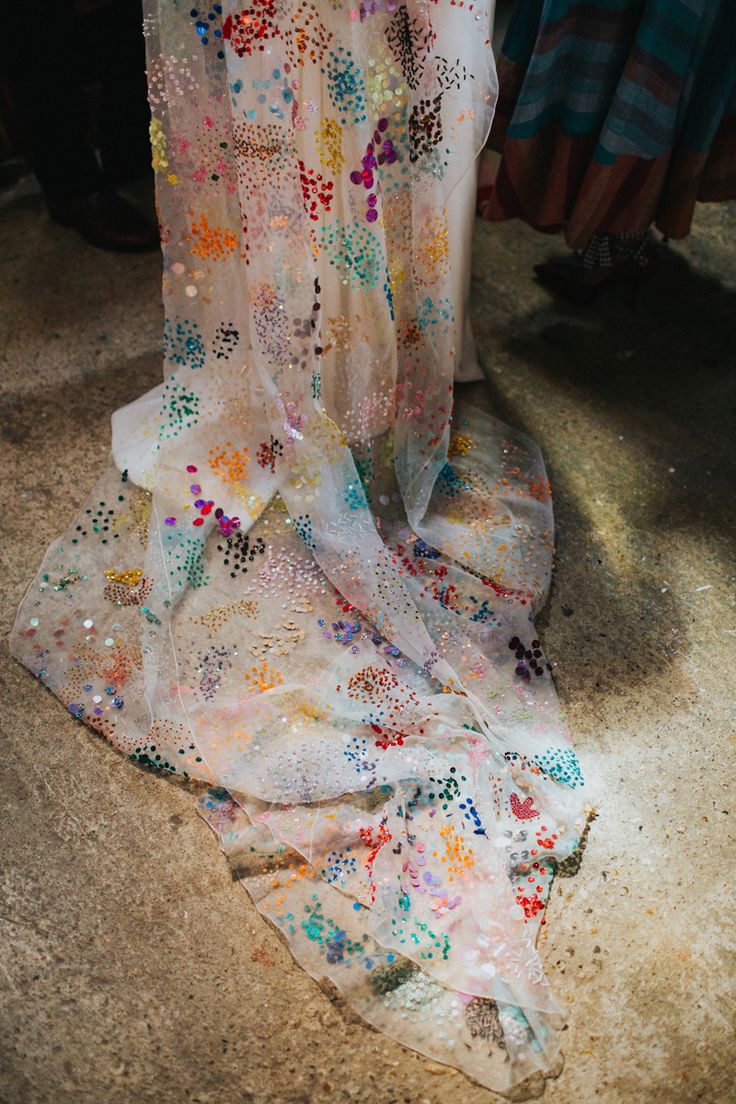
500,0 -> 736,161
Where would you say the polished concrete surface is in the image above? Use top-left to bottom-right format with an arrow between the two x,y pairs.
1,181 -> 734,1104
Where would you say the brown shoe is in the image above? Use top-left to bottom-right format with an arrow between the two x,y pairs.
48,190 -> 159,253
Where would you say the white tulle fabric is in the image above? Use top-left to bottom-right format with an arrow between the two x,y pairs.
11,0 -> 587,1092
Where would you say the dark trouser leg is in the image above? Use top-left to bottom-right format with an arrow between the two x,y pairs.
2,0 -> 104,200
80,0 -> 152,182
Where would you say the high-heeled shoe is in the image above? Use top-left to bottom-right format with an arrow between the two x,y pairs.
534,243 -> 658,307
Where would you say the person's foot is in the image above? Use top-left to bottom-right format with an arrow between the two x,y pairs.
534,240 -> 658,305
47,190 -> 159,253
476,149 -> 498,216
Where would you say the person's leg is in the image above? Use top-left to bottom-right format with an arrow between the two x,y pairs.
3,0 -> 103,201
83,0 -> 153,183
2,0 -> 157,251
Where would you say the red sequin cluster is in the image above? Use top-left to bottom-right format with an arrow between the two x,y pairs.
222,1 -> 281,56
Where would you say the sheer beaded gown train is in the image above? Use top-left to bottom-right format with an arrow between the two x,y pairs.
11,0 -> 587,1093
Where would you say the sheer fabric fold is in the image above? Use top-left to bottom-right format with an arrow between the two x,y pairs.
12,0 -> 587,1092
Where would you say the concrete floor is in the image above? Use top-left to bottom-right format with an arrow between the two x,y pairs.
1,178 -> 735,1104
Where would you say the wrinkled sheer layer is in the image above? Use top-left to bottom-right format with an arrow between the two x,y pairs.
11,0 -> 586,1093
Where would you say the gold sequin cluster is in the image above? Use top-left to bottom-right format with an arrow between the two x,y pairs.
104,568 -> 143,587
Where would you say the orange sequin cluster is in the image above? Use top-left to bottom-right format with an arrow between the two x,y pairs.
244,660 -> 283,693
187,211 -> 239,261
209,443 -> 250,485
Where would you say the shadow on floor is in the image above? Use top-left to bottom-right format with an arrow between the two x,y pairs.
468,240 -> 735,713
499,244 -> 736,541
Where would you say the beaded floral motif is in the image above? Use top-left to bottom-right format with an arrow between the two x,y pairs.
189,3 -> 224,53
244,659 -> 283,693
190,600 -> 259,638
159,381 -> 201,438
315,117 -> 345,171
320,220 -> 386,290
285,2 -> 332,65
186,211 -> 239,261
163,317 -> 206,369
385,4 -> 433,90
149,117 -> 169,173
323,47 -> 367,125
298,159 -> 334,220
233,121 -> 296,186
223,1 -> 282,57
414,212 -> 450,283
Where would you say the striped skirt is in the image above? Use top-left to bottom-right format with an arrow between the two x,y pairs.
482,0 -> 736,247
